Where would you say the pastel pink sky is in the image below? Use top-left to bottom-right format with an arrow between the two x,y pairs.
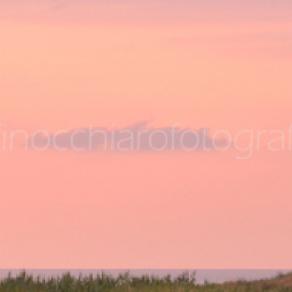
0,0 -> 292,268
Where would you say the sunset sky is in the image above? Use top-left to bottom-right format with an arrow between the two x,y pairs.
0,0 -> 292,269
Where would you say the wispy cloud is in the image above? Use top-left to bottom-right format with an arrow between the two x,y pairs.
29,122 -> 226,152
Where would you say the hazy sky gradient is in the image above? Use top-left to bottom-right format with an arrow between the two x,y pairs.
0,0 -> 292,268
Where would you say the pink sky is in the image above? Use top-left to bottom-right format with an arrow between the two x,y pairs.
0,0 -> 292,268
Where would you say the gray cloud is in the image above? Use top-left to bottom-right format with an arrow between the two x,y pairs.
29,122 -> 227,152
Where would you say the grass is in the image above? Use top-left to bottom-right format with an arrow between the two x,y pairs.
1,271 -> 292,291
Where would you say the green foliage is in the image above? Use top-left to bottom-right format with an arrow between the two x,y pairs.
0,272 -> 292,292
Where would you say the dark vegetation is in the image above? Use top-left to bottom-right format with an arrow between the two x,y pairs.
1,271 -> 292,291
